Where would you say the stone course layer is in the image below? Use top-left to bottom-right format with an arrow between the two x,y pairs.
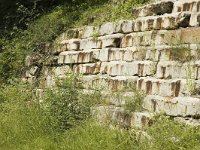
24,0 -> 200,127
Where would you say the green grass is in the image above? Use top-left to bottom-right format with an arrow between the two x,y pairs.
0,80 -> 200,150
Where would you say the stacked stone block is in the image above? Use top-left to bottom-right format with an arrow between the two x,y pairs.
24,0 -> 200,127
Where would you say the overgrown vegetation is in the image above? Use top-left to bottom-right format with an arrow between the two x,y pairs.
0,81 -> 199,150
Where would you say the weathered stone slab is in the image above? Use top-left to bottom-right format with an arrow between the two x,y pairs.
80,38 -> 101,50
156,61 -> 182,79
144,95 -> 200,117
82,26 -> 98,38
173,0 -> 200,13
82,75 -> 138,90
100,61 -> 156,76
174,117 -> 200,126
134,12 -> 190,32
133,0 -> 174,17
99,22 -> 116,36
60,39 -> 80,51
132,31 -> 154,46
138,78 -> 184,97
108,47 -> 146,62
99,34 -> 124,48
58,49 -> 100,64
190,12 -> 200,26
92,106 -> 153,128
73,63 -> 101,75
121,20 -> 134,33
180,27 -> 200,44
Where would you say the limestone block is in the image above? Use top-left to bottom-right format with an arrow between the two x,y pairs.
180,62 -> 197,79
73,63 -> 101,75
82,75 -> 137,90
99,48 -> 109,62
140,31 -> 153,46
138,78 -> 183,97
132,32 -> 143,46
92,106 -> 153,128
159,80 -> 175,97
132,31 -> 153,46
121,20 -> 134,33
144,17 -> 155,31
145,47 -> 158,61
80,38 -> 101,50
99,34 -> 123,48
137,61 -> 157,77
132,47 -> 146,60
58,49 -> 100,64
137,77 -> 161,95
162,13 -> 178,29
143,95 -> 200,117
164,13 -> 190,29
134,12 -> 190,32
173,0 -> 200,13
130,112 -> 153,129
108,76 -> 138,91
60,39 -> 80,51
102,61 -> 156,77
121,34 -> 133,47
190,12 -> 200,26
174,117 -> 200,126
82,26 -> 98,38
156,30 -> 182,45
99,22 -> 115,36
114,20 -> 124,33
180,27 -> 200,44
100,61 -> 140,76
156,46 -> 172,61
108,47 -> 141,62
29,66 -> 40,76
134,20 -> 143,32
156,61 -> 182,79
133,1 -> 174,17
107,107 -> 132,127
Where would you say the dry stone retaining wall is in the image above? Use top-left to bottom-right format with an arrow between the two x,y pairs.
24,0 -> 200,128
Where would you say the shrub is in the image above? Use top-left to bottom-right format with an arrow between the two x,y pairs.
44,73 -> 90,131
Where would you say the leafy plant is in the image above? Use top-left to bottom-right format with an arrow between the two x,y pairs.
44,73 -> 90,131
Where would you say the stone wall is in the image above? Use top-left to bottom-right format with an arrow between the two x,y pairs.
24,0 -> 200,128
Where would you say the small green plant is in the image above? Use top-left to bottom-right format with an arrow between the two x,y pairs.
112,83 -> 145,112
170,46 -> 192,62
92,31 -> 100,42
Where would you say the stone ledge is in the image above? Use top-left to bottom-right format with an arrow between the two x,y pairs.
144,95 -> 200,117
91,106 -> 153,129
